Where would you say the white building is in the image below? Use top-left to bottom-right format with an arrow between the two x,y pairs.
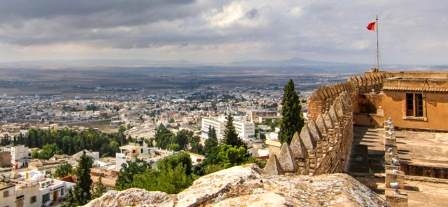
115,143 -> 173,171
0,170 -> 74,207
247,110 -> 279,123
115,144 -> 141,171
266,132 -> 279,141
10,145 -> 31,169
115,152 -> 127,171
201,115 -> 255,141
0,183 -> 15,207
71,150 -> 100,162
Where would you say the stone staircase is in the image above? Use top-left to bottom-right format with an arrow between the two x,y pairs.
348,127 -> 385,174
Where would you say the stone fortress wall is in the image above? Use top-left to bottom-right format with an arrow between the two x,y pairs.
265,70 -> 391,175
262,69 -> 448,206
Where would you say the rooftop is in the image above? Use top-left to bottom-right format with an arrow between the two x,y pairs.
383,72 -> 448,92
396,130 -> 448,168
390,71 -> 448,79
0,182 -> 14,190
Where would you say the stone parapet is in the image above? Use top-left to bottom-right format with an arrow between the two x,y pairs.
265,91 -> 354,176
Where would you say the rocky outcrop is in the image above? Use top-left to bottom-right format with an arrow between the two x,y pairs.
84,164 -> 386,207
84,188 -> 174,207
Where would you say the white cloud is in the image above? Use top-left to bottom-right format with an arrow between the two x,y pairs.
351,40 -> 371,50
289,7 -> 303,17
205,2 -> 245,28
0,0 -> 447,65
204,1 -> 264,29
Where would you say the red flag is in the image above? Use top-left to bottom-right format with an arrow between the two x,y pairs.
366,21 -> 376,31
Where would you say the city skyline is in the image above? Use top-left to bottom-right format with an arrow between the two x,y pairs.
0,0 -> 447,66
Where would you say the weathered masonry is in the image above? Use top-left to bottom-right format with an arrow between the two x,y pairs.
352,71 -> 448,131
265,69 -> 448,177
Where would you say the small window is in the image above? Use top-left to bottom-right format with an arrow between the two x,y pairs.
42,193 -> 50,203
30,196 -> 37,204
415,94 -> 423,117
406,93 -> 414,116
405,93 -> 424,117
3,190 -> 9,197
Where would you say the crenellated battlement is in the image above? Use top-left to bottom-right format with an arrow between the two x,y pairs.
265,91 -> 354,175
307,70 -> 390,121
265,70 -> 390,176
263,69 -> 448,206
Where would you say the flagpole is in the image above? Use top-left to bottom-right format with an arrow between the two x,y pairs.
376,15 -> 380,70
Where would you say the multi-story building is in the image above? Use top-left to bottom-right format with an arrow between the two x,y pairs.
247,110 -> 279,123
0,170 -> 74,207
115,142 -> 173,171
201,115 -> 255,141
347,71 -> 448,131
0,182 -> 15,207
10,145 -> 31,169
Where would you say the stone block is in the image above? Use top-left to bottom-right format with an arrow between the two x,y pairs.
264,154 -> 283,175
278,143 -> 297,172
290,131 -> 307,159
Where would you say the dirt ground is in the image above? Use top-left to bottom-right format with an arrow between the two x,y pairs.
66,120 -> 118,133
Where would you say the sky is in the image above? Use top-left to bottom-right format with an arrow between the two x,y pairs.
0,0 -> 447,66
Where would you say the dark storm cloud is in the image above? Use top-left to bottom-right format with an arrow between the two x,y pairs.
0,0 -> 203,46
245,9 -> 259,19
0,0 -> 195,24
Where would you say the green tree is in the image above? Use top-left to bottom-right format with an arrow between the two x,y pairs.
129,152 -> 194,194
157,152 -> 192,175
73,151 -> 93,205
279,79 -> 304,144
54,163 -> 73,178
167,143 -> 180,151
61,189 -> 77,207
37,143 -> 62,159
204,126 -> 218,154
154,124 -> 174,149
203,144 -> 251,174
174,129 -> 192,151
16,127 -> 127,157
223,114 -> 245,147
92,176 -> 107,199
85,104 -> 98,111
116,159 -> 149,190
189,135 -> 203,154
31,149 -> 39,159
132,164 -> 192,194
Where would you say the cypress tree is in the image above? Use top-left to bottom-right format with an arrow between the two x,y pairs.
74,151 -> 93,205
279,79 -> 304,144
92,176 -> 107,199
223,114 -> 244,147
204,126 -> 218,154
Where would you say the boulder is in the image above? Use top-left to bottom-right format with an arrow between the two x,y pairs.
84,188 -> 174,207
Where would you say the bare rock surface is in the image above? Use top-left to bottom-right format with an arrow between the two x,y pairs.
84,164 -> 386,207
84,188 -> 174,207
